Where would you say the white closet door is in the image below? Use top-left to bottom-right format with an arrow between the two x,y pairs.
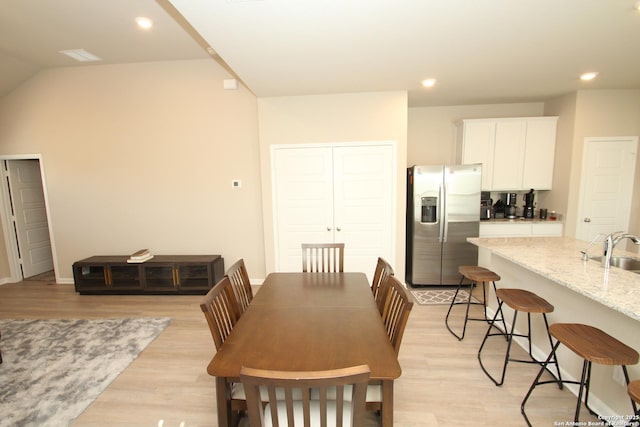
332,145 -> 393,277
273,144 -> 395,278
273,147 -> 334,272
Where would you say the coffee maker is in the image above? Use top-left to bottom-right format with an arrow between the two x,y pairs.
503,193 -> 517,218
524,189 -> 535,219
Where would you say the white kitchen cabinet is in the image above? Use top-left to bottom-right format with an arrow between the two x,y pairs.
479,221 -> 563,237
460,120 -> 495,191
479,222 -> 532,237
457,117 -> 558,191
522,119 -> 558,189
531,222 -> 563,236
491,121 -> 527,190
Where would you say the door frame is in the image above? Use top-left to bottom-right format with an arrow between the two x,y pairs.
270,141 -> 398,274
575,136 -> 638,242
0,154 -> 58,284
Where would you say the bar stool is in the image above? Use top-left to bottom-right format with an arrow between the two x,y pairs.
445,266 -> 502,341
478,288 -> 562,387
522,323 -> 639,426
629,380 -> 640,419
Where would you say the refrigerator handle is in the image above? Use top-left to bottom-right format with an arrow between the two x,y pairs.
439,184 -> 445,243
442,182 -> 449,242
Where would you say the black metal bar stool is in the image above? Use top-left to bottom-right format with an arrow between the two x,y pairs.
629,380 -> 640,420
445,266 -> 502,341
522,323 -> 639,426
478,288 -> 562,387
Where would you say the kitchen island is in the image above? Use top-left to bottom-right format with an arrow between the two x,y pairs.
468,236 -> 640,418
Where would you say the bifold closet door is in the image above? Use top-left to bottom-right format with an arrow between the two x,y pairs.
273,144 -> 394,279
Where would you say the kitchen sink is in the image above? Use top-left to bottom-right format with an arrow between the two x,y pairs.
590,256 -> 640,273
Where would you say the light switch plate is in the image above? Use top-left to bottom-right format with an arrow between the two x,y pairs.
232,179 -> 242,188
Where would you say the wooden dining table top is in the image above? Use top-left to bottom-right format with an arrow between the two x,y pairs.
207,272 -> 402,380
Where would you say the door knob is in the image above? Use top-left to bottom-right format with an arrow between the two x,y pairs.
584,218 -> 591,223
326,227 -> 332,231
336,227 -> 342,231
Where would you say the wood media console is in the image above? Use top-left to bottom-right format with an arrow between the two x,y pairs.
73,255 -> 224,295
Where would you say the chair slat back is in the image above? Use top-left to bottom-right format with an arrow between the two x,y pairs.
199,276 -> 239,350
240,365 -> 370,427
371,257 -> 394,314
301,243 -> 345,273
225,258 -> 253,317
380,276 -> 414,355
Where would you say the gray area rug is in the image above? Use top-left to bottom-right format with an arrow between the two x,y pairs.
410,288 -> 479,305
0,317 -> 171,427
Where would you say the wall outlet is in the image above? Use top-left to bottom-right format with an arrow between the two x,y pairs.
613,366 -> 627,387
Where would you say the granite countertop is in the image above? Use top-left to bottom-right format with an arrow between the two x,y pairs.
468,236 -> 640,321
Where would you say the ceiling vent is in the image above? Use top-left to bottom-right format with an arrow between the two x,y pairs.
59,49 -> 102,62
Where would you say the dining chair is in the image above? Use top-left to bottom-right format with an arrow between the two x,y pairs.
301,243 -> 345,273
371,257 -> 394,314
200,277 -> 246,416
380,275 -> 414,355
240,364 -> 371,427
359,275 -> 414,414
225,258 -> 253,317
200,276 -> 239,350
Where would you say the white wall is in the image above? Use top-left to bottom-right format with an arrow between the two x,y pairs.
257,92 -> 408,278
542,92 -> 577,226
0,59 -> 264,282
2,63 -> 638,286
554,90 -> 640,241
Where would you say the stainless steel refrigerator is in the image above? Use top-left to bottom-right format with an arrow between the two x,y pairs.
405,164 -> 481,286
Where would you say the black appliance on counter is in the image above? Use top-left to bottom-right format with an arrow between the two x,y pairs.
480,191 -> 492,220
502,193 -> 517,219
493,200 -> 505,218
524,189 -> 535,219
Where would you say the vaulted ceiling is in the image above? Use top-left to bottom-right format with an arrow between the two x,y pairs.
2,0 -> 640,107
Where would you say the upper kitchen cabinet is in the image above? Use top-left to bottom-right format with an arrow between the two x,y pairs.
456,117 -> 558,191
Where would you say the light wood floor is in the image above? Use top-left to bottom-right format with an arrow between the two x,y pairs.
0,280 -> 605,426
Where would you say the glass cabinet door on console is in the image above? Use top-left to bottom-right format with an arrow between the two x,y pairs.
74,264 -> 108,292
109,265 -> 143,291
176,263 -> 211,291
143,264 -> 176,292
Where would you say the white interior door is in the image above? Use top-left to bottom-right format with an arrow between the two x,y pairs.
273,147 -> 334,272
333,145 -> 393,277
576,137 -> 638,243
273,143 -> 395,278
7,159 -> 54,278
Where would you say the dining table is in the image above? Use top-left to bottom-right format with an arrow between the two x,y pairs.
207,271 -> 402,427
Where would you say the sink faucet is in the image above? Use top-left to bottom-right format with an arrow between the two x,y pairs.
602,231 -> 640,268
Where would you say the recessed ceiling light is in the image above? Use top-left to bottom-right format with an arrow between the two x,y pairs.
580,72 -> 599,81
59,49 -> 102,62
135,17 -> 153,30
421,78 -> 437,88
